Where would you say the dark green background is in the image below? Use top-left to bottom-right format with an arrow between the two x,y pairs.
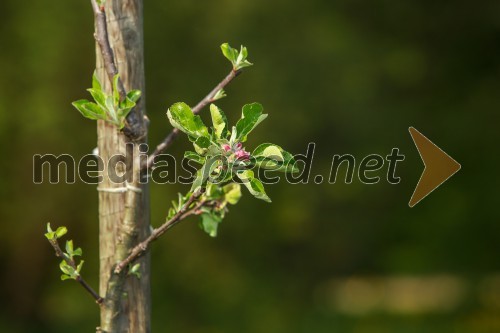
1,0 -> 499,332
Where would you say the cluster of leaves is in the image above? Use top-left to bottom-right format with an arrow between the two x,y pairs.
166,102 -> 298,236
72,73 -> 141,129
164,43 -> 298,237
221,43 -> 253,71
45,223 -> 84,281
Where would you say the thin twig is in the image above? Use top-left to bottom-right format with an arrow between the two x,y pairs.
143,68 -> 241,170
191,69 -> 241,115
48,238 -> 104,304
114,188 -> 207,274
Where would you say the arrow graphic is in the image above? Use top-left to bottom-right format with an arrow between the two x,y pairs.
408,127 -> 461,207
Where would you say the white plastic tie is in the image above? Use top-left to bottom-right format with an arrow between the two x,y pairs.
97,182 -> 142,193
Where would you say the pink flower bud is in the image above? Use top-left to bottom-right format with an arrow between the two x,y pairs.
235,142 -> 243,150
222,144 -> 231,152
234,149 -> 250,160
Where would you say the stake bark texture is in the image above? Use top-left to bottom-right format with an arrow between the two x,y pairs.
95,0 -> 150,332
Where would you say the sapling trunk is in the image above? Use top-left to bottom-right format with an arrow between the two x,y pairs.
95,0 -> 150,331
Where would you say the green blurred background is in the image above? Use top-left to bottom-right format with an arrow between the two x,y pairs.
1,0 -> 500,332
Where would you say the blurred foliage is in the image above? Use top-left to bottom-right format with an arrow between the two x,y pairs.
0,0 -> 499,332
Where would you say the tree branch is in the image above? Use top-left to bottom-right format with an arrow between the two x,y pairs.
191,68 -> 241,115
90,0 -> 144,139
48,238 -> 104,304
143,68 -> 241,170
114,188 -> 207,274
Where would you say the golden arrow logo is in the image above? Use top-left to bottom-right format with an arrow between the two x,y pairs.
409,127 -> 461,207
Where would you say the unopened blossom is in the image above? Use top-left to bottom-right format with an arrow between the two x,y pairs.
234,149 -> 250,160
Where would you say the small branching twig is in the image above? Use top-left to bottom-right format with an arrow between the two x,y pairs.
45,224 -> 103,304
144,68 -> 241,170
114,188 -> 207,274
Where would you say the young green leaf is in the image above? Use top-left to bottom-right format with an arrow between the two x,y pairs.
87,87 -> 106,110
229,126 -> 237,145
129,263 -> 141,279
212,89 -> 226,101
55,226 -> 67,239
221,43 -> 239,65
117,96 -> 137,125
235,103 -> 267,142
112,74 -> 121,105
190,169 -> 204,192
194,136 -> 211,149
92,72 -> 102,91
223,183 -> 242,205
59,260 -> 75,276
235,45 -> 253,70
237,170 -> 271,202
252,143 -> 299,173
210,104 -> 229,139
66,240 -> 74,255
73,247 -> 83,257
127,90 -> 142,103
194,136 -> 212,155
167,102 -> 209,140
72,100 -> 107,120
253,143 -> 283,161
184,151 -> 206,165
220,43 -> 253,70
104,95 -> 116,120
45,223 -> 55,240
205,182 -> 224,200
190,157 -> 222,191
236,46 -> 247,64
76,260 -> 84,274
200,212 -> 223,237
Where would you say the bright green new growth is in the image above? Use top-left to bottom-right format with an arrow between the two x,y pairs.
167,103 -> 297,236
128,263 -> 142,279
45,223 -> 85,281
44,223 -> 67,240
167,101 -> 297,196
221,43 -> 253,71
72,73 -> 141,129
212,89 -> 227,101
